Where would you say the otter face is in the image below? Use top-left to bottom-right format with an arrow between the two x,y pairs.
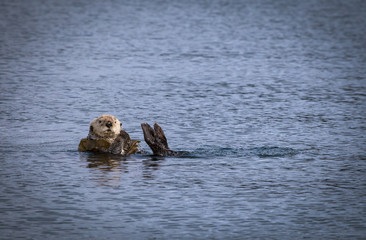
90,115 -> 122,139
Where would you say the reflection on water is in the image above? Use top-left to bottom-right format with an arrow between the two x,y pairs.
80,145 -> 300,186
82,152 -> 129,170
81,146 -> 300,184
80,152 -> 166,185
80,152 -> 130,187
142,158 -> 165,179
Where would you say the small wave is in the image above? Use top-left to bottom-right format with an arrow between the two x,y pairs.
249,146 -> 299,158
189,146 -> 299,158
75,146 -> 299,159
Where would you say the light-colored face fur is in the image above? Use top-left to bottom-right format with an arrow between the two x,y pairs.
89,115 -> 122,139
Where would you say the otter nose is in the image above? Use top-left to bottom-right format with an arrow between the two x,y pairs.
106,121 -> 112,128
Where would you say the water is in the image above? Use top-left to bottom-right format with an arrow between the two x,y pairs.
1,0 -> 366,239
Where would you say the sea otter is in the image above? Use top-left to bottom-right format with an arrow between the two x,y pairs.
78,115 -> 140,155
78,115 -> 176,156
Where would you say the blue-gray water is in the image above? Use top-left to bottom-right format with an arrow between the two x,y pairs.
1,0 -> 366,239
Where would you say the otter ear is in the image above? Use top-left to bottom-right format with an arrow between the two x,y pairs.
120,123 -> 122,127
90,126 -> 94,132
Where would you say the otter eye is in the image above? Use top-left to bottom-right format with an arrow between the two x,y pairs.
98,120 -> 102,124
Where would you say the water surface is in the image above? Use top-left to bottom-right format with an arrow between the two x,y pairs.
1,0 -> 366,239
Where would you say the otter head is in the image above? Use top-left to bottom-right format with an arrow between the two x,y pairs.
89,115 -> 122,139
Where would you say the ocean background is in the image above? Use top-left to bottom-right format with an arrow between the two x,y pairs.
1,0 -> 365,239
